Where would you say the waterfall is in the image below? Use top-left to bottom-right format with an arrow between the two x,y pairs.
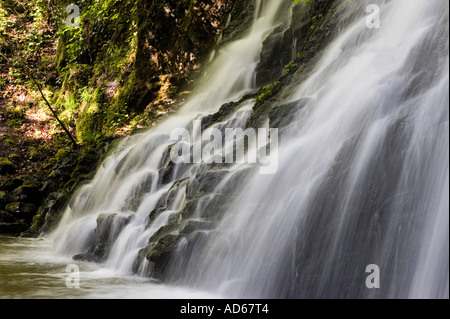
50,0 -> 292,274
49,0 -> 449,299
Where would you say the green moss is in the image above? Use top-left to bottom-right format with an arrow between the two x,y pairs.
10,153 -> 21,163
28,147 -> 40,161
5,202 -> 20,213
76,89 -> 105,144
11,106 -> 25,119
6,119 -> 23,128
30,213 -> 42,233
0,157 -> 16,175
55,149 -> 70,161
284,61 -> 298,75
2,139 -> 15,146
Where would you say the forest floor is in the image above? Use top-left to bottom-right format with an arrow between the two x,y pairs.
0,3 -> 70,184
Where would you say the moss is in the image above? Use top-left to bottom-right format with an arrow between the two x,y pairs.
5,202 -> 21,213
0,157 -> 16,175
257,81 -> 282,102
2,138 -> 15,146
11,106 -> 25,119
55,149 -> 70,162
146,233 -> 179,264
6,119 -> 23,128
9,153 -> 21,163
28,147 -> 41,161
284,61 -> 298,75
30,213 -> 43,233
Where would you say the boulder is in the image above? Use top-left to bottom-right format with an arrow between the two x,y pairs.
12,183 -> 41,204
0,191 -> 18,210
5,202 -> 37,220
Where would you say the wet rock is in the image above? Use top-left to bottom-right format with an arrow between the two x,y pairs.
73,243 -> 108,263
39,192 -> 71,234
146,233 -> 179,267
5,202 -> 38,221
179,220 -> 214,236
71,213 -> 132,263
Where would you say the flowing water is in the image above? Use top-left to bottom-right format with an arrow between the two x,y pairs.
1,0 -> 448,299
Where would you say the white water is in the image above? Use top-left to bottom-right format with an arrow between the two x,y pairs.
44,0 -> 448,299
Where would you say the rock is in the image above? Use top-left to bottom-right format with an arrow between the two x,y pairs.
76,152 -> 99,167
70,213 -> 132,263
5,202 -> 37,220
0,191 -> 18,209
12,183 -> 41,204
0,158 -> 16,175
146,233 -> 179,267
73,243 -> 107,262
39,192 -> 71,233
5,202 -> 21,213
179,220 -> 214,236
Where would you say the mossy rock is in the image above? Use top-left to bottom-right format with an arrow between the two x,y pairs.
0,157 -> 16,175
12,183 -> 41,204
146,233 -> 179,265
5,202 -> 37,220
28,147 -> 41,161
30,213 -> 44,234
0,191 -> 18,209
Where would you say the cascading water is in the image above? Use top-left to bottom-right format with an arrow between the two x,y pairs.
48,0 -> 448,299
50,0 -> 292,274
